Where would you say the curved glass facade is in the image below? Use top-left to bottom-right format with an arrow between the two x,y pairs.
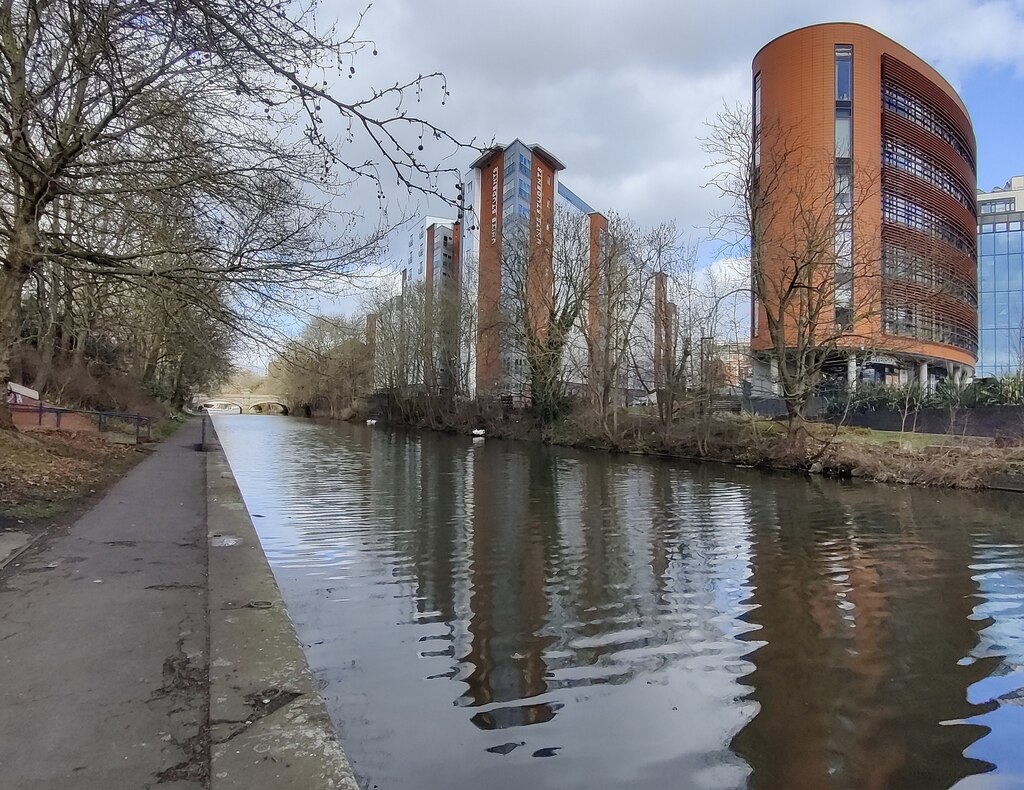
882,138 -> 975,210
882,83 -> 975,170
880,60 -> 977,362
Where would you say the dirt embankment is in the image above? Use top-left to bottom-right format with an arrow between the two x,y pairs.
0,429 -> 143,525
353,399 -> 1024,491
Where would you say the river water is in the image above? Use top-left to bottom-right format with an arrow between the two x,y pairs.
213,415 -> 1024,790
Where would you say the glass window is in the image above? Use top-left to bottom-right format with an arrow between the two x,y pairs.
995,291 -> 1010,323
996,255 -> 1010,292
835,112 -> 852,158
881,82 -> 976,172
1009,230 -> 1022,254
981,233 -> 995,255
835,223 -> 853,262
836,166 -> 853,213
835,45 -> 853,101
754,74 -> 761,124
995,329 -> 1014,367
981,328 -> 995,357
753,73 -> 762,168
980,254 -> 995,289
995,232 -> 1009,255
1009,253 -> 1024,291
1010,295 -> 1024,329
979,199 -> 1015,214
981,290 -> 995,327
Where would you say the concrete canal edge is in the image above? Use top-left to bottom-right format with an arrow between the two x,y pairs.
206,429 -> 359,789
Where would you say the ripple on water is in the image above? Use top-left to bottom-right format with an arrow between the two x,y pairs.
214,415 -> 1024,790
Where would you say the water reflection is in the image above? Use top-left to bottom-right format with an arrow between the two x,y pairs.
214,416 -> 1024,790
732,483 -> 1003,788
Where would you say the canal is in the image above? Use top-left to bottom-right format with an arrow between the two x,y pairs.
213,415 -> 1024,790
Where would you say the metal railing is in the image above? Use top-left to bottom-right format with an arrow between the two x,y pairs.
10,402 -> 153,444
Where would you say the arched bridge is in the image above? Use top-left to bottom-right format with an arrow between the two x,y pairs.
189,392 -> 292,415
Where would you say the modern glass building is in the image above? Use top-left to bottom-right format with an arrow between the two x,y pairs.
977,176 -> 1024,376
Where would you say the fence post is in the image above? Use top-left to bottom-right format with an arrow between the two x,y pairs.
135,417 -> 141,445
56,410 -> 62,429
201,414 -> 207,450
38,402 -> 43,425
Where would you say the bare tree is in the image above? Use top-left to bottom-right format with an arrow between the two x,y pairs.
277,316 -> 372,418
497,206 -> 599,422
0,0 -> 466,426
703,104 -> 885,444
580,215 -> 677,441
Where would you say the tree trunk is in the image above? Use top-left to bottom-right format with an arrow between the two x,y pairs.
0,265 -> 31,429
32,266 -> 62,392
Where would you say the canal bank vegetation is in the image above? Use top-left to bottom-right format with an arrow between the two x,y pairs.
355,394 -> 1024,491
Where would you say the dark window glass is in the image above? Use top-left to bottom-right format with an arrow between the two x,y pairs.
836,165 -> 853,213
835,45 -> 853,101
980,199 -> 1015,214
753,73 -> 762,168
882,138 -> 975,210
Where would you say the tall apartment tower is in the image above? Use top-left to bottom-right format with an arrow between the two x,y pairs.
751,23 -> 978,393
461,140 -> 606,398
977,177 -> 1024,376
390,215 -> 462,391
401,215 -> 455,285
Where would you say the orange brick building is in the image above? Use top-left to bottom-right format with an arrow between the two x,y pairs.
461,140 -> 607,399
750,23 -> 978,394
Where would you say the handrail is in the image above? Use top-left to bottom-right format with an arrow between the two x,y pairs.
9,402 -> 153,444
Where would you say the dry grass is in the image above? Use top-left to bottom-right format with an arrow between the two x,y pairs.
0,428 -> 138,517
819,440 -> 1024,489
363,396 -> 1024,491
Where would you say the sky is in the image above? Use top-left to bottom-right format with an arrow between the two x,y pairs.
331,1 -> 1024,224
279,0 -> 1024,330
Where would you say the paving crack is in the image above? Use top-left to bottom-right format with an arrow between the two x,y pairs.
211,687 -> 302,744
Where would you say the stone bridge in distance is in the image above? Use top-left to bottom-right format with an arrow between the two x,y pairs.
190,391 -> 292,415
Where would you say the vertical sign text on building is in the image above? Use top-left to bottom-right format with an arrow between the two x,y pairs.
491,165 -> 499,244
535,167 -> 544,246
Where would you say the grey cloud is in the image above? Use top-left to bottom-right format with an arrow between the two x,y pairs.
317,0 -> 1024,255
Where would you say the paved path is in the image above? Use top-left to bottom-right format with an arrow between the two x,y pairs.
0,420 -> 208,790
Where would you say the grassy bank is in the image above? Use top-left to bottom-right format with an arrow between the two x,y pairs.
356,400 -> 1024,491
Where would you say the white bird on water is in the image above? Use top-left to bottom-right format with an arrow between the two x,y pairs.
471,428 -> 485,437
366,419 -> 377,426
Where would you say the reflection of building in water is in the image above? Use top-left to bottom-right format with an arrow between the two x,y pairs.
731,482 -> 994,789
459,442 -> 557,728
393,438 -> 762,732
